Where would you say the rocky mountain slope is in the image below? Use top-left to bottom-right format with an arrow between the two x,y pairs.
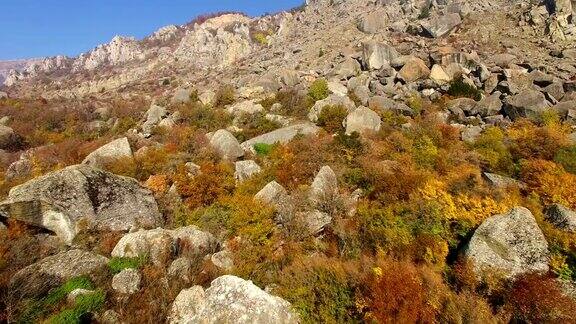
1,0 -> 576,323
0,58 -> 41,84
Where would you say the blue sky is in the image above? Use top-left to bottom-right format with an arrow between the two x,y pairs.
0,0 -> 304,60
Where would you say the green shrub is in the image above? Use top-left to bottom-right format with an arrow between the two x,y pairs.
108,256 -> 147,274
317,105 -> 347,133
447,76 -> 482,101
308,79 -> 330,101
253,143 -> 275,156
555,146 -> 576,174
48,290 -> 105,324
18,276 -> 96,323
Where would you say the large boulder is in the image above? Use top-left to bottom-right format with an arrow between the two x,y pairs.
362,41 -> 399,70
544,204 -> 576,232
209,129 -> 244,161
112,268 -> 141,294
308,94 -> 356,122
504,89 -> 551,120
310,166 -> 338,205
399,57 -> 431,82
465,207 -> 549,279
142,104 -> 168,135
0,164 -> 162,244
234,160 -> 262,183
227,100 -> 264,117
111,226 -> 219,265
254,181 -> 293,223
368,96 -> 413,116
332,58 -> 361,79
345,106 -> 381,135
358,11 -> 387,34
169,275 -> 298,324
82,137 -> 133,169
421,13 -> 462,38
240,123 -> 320,152
8,250 -> 109,318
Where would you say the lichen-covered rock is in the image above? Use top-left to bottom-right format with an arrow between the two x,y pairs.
504,89 -> 551,120
0,164 -> 162,244
241,123 -> 320,152
111,226 -> 219,265
310,166 -> 338,205
169,275 -> 298,324
142,104 -> 168,135
171,88 -> 193,104
296,210 -> 332,235
544,204 -> 576,232
482,172 -> 526,189
254,181 -> 293,223
465,207 -> 549,279
82,137 -> 133,169
421,13 -> 462,38
345,106 -> 381,135
234,160 -> 262,183
209,129 -> 244,161
362,41 -> 399,70
429,64 -> 451,84
112,268 -> 141,294
399,57 -> 430,82
8,250 -> 109,319
211,249 -> 234,272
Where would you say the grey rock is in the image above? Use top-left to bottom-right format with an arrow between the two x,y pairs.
241,123 -> 320,152
482,172 -> 526,189
399,57 -> 431,82
465,207 -> 549,279
8,250 -> 109,311
254,180 -> 293,223
168,258 -> 193,283
142,104 -> 168,135
421,13 -> 462,38
211,250 -> 234,272
112,268 -> 141,294
172,88 -> 193,104
0,164 -> 162,244
333,58 -> 361,79
474,93 -> 503,117
504,89 -> 551,120
296,210 -> 332,235
461,126 -> 483,143
5,157 -> 32,181
227,100 -> 264,116
369,96 -> 414,116
234,160 -> 262,183
112,226 -> 219,266
279,69 -> 300,87
169,275 -> 298,324
358,11 -> 387,34
544,204 -> 576,232
82,137 -> 133,169
345,106 -> 381,135
199,90 -> 217,106
209,129 -> 244,161
362,41 -> 399,70
310,166 -> 338,205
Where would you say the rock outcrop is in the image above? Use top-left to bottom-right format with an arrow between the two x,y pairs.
82,137 -> 133,169
0,164 -> 162,243
169,275 -> 298,324
544,204 -> 576,232
465,207 -> 549,279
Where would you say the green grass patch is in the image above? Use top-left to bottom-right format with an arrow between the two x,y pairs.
308,79 -> 330,101
47,290 -> 106,324
253,143 -> 275,156
108,256 -> 147,274
18,276 -> 95,323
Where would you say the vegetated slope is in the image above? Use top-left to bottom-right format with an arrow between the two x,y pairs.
1,0 -> 576,323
